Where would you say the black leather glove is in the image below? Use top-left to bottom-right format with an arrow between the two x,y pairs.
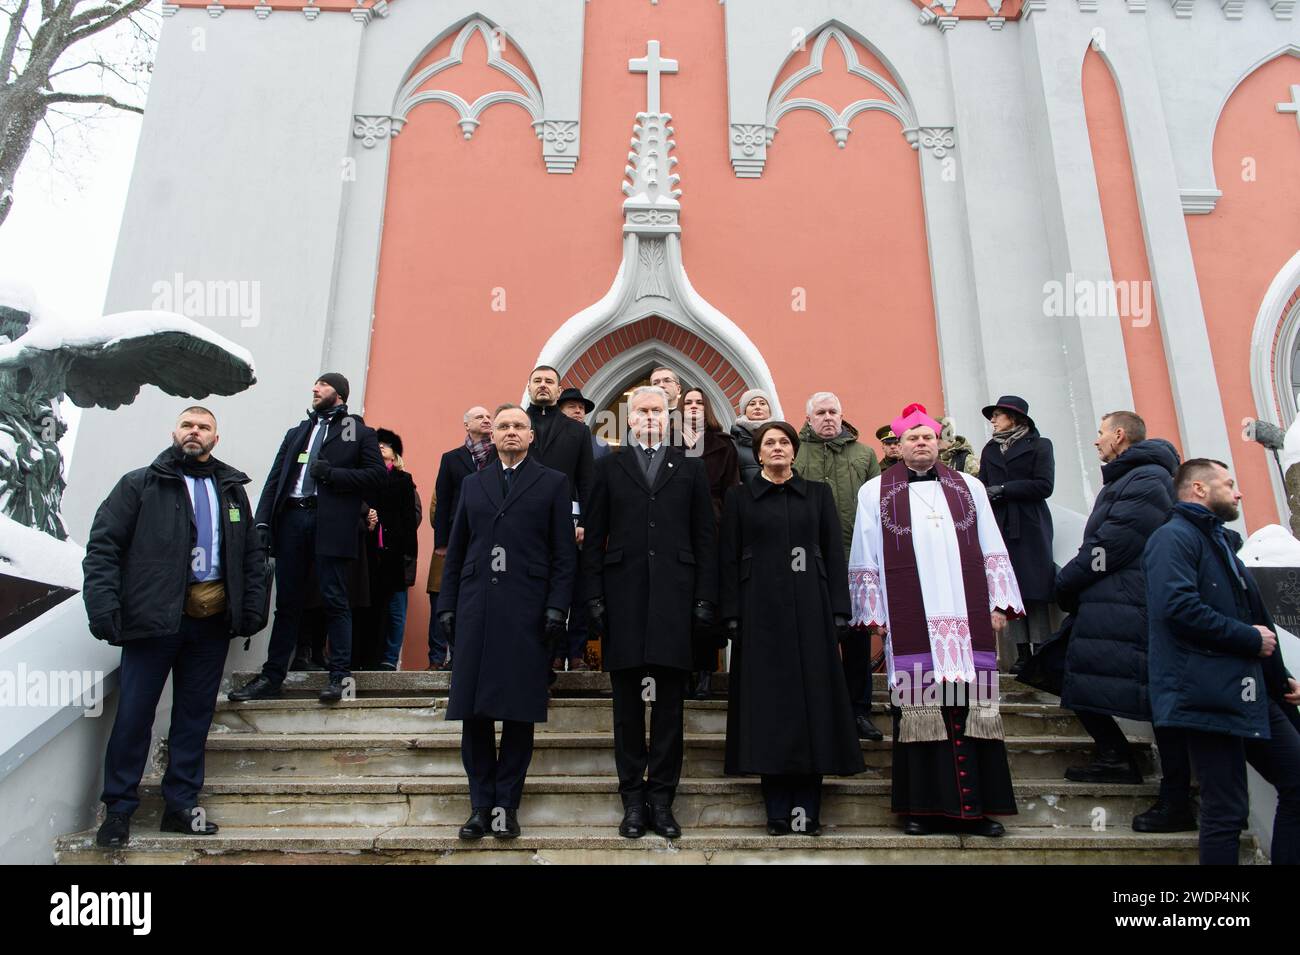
834,614 -> 852,642
309,459 -> 332,484
438,611 -> 456,647
586,598 -> 607,640
89,611 -> 121,644
724,618 -> 739,644
693,600 -> 715,632
1056,587 -> 1079,616
544,607 -> 567,651
986,484 -> 1004,503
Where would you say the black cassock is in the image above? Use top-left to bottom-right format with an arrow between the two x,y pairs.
719,475 -> 863,777
889,705 -> 1017,819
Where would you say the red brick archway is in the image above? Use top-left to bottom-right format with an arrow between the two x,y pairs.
559,316 -> 751,409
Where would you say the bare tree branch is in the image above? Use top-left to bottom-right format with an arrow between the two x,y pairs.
40,88 -> 142,112
1,0 -> 32,83
0,0 -> 151,228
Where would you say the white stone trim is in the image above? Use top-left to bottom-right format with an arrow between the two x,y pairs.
1249,251 -> 1300,517
763,26 -> 918,157
536,234 -> 783,420
392,19 -> 544,139
1180,187 -> 1223,214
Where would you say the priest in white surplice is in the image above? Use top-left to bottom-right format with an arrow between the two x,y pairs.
848,403 -> 1024,837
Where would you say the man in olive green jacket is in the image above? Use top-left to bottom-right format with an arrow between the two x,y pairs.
795,393 -> 881,556
795,392 -> 884,741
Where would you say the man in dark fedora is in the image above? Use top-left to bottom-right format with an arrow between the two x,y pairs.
229,373 -> 386,703
977,395 -> 1055,671
559,386 -> 611,461
556,386 -> 607,670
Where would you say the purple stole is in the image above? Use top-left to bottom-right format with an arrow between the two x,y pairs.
880,462 -> 1003,743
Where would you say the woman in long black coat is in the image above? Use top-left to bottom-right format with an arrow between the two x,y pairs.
978,396 -> 1054,670
720,420 -> 864,835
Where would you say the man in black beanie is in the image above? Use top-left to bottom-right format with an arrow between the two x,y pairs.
230,373 -> 386,703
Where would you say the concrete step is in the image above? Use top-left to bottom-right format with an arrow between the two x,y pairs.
199,732 -> 1156,781
128,774 -> 1169,830
55,824 -> 1250,865
225,670 -> 1056,703
212,697 -> 1087,738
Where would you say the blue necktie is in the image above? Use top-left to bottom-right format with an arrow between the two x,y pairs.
300,418 -> 328,496
192,478 -> 218,582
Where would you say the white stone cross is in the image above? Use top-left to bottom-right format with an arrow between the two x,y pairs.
1279,85 -> 1300,133
629,40 -> 678,114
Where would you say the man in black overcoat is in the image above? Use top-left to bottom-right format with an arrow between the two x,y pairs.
436,404 -> 576,839
583,385 -> 717,839
229,373 -> 386,703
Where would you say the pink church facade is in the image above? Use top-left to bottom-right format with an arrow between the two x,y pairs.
66,0 -> 1300,668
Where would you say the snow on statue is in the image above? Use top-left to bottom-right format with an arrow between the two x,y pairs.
0,278 -> 256,541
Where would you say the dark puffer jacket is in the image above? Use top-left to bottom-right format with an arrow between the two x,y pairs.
730,422 -> 761,485
1056,439 -> 1178,720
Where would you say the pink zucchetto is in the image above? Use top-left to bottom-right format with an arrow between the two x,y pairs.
891,402 -> 942,438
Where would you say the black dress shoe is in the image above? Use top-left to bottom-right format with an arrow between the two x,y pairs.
227,674 -> 281,702
1064,753 -> 1143,784
903,816 -> 934,835
619,803 -> 648,839
459,807 -> 491,840
318,678 -> 348,703
650,804 -> 681,839
96,812 -> 130,848
796,818 -> 822,837
856,714 -> 885,742
493,808 -> 521,840
159,807 -> 218,835
766,819 -> 792,836
968,818 -> 1005,837
1132,800 -> 1197,833
692,670 -> 712,700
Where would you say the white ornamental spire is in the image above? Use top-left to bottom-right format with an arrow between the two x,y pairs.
623,40 -> 681,236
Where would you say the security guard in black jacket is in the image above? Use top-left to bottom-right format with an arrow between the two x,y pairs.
83,406 -> 269,848
229,373 -> 385,703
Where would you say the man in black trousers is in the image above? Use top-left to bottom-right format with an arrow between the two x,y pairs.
229,373 -> 385,704
84,407 -> 269,847
436,404 -> 576,839
583,385 -> 717,839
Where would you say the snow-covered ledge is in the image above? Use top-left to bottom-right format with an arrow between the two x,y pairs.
0,591 -> 121,862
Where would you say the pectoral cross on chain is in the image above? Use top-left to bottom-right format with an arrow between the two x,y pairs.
925,510 -> 944,527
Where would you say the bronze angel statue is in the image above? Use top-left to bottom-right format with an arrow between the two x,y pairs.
0,283 -> 256,541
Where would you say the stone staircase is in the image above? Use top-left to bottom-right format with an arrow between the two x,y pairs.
55,671 -> 1254,864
